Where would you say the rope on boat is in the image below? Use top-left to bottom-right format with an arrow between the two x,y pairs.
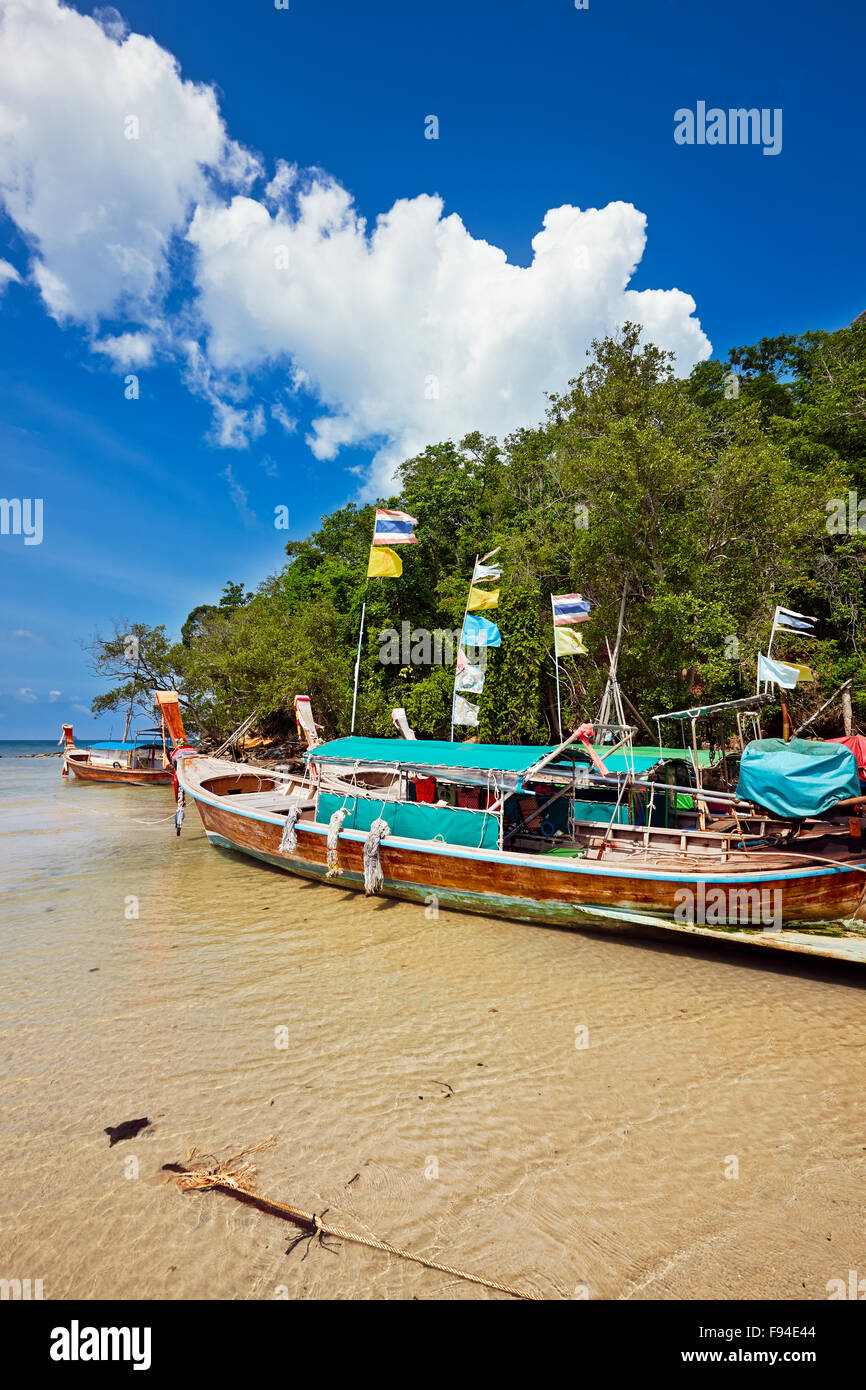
56,805 -> 181,826
326,808 -> 347,875
363,817 -> 390,893
278,799 -> 302,855
164,1140 -> 538,1300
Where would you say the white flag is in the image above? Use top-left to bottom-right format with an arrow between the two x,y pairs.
453,694 -> 480,727
758,653 -> 800,690
455,649 -> 485,694
473,559 -> 502,584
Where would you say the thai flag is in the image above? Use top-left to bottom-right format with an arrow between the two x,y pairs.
551,593 -> 592,626
372,508 -> 418,544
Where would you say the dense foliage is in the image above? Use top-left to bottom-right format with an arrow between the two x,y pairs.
88,319 -> 866,744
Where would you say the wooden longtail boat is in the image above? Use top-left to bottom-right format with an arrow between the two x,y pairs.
60,692 -> 189,787
174,731 -> 866,966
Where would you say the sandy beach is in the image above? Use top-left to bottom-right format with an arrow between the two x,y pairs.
1,747 -> 863,1301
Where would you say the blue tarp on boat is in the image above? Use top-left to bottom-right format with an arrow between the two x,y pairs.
736,738 -> 861,819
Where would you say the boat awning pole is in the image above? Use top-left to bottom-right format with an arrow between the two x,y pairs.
522,726 -> 591,784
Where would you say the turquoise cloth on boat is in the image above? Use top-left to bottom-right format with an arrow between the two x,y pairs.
309,737 -> 561,775
571,799 -> 630,825
317,791 -> 499,850
735,738 -> 860,819
307,738 -> 710,779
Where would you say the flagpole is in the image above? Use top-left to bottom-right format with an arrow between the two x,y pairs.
350,598 -> 366,735
351,513 -> 377,736
761,607 -> 779,694
552,595 -> 563,741
451,554 -> 478,742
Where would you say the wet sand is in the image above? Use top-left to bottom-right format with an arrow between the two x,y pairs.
1,754 -> 864,1300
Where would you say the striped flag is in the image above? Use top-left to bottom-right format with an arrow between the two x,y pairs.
551,593 -> 592,626
774,605 -> 817,635
372,508 -> 418,545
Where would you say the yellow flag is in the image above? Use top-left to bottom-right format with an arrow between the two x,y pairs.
367,545 -> 402,578
791,663 -> 815,683
555,627 -> 586,657
467,586 -> 499,611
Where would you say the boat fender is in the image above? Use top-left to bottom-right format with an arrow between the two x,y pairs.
279,798 -> 303,856
363,818 -> 390,895
326,808 -> 347,875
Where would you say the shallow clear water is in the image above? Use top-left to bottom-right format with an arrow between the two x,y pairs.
1,749 -> 864,1300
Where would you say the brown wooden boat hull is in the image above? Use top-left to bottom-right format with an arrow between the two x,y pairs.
64,753 -> 172,786
177,757 -> 866,964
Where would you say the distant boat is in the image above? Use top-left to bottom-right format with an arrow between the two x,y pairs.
173,728 -> 866,966
60,691 -> 189,787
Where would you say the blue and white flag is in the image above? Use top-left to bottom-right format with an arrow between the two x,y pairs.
461,613 -> 501,648
372,508 -> 418,545
774,606 -> 817,635
551,593 -> 592,626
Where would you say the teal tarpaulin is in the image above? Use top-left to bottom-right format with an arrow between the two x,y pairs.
317,792 -> 499,850
308,737 -> 564,775
306,737 -> 702,779
736,738 -> 861,819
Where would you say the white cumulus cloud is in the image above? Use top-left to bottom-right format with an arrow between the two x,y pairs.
0,0 -> 711,496
92,331 -> 154,368
0,0 -> 258,322
188,181 -> 710,491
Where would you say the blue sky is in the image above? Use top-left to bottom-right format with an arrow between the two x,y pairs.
1,0 -> 863,736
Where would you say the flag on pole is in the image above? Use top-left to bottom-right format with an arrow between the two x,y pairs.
467,586 -> 500,612
367,545 -> 403,578
758,653 -> 801,689
473,559 -> 502,584
455,649 -> 485,694
773,606 -> 817,635
461,614 -> 501,648
551,593 -> 592,625
790,662 -> 815,683
371,509 -> 418,545
555,627 -> 587,657
453,694 -> 480,727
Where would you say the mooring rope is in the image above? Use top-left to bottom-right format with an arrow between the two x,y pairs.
165,1141 -> 537,1300
56,805 -> 180,826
